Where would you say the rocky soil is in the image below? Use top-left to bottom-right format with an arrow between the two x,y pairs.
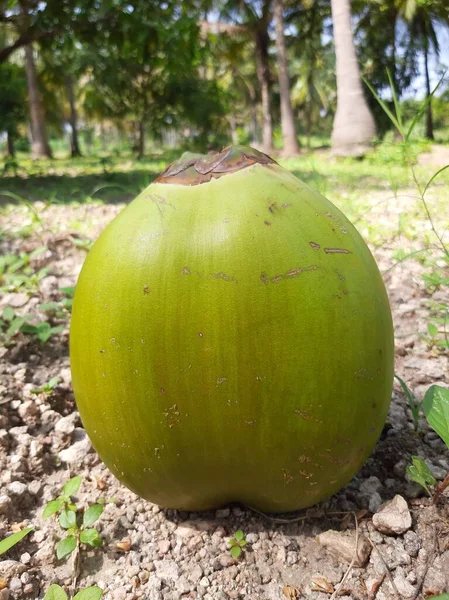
0,194 -> 448,600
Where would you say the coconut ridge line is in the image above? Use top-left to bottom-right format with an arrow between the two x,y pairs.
155,144 -> 278,186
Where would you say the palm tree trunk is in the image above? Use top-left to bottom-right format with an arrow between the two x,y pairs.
24,43 -> 52,158
6,129 -> 15,157
65,75 -> 82,157
138,119 -> 145,159
423,39 -> 434,140
330,0 -> 376,155
255,29 -> 273,154
229,115 -> 238,145
273,0 -> 299,155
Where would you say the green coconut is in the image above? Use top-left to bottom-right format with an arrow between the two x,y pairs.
70,145 -> 394,513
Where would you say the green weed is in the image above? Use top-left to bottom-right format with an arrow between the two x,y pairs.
43,584 -> 103,600
229,530 -> 247,559
43,476 -> 104,562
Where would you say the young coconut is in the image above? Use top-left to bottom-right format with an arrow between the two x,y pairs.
70,146 -> 394,512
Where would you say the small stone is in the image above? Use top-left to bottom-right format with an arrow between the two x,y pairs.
112,587 -> 127,600
246,533 -> 258,544
360,476 -> 382,494
404,482 -> 424,499
0,589 -> 9,600
54,413 -> 79,435
423,566 -> 446,596
175,524 -> 197,539
216,508 -> 230,519
58,428 -> 92,464
368,492 -> 383,514
154,560 -> 180,584
23,584 -> 34,595
393,573 -> 416,598
372,495 -> 412,535
28,480 -> 42,495
6,481 -> 27,496
7,578 -> 21,592
18,400 -> 38,420
0,562 -> 25,581
0,496 -> 11,515
403,531 -> 420,557
316,529 -> 371,567
19,553 -> 31,565
1,293 -> 29,308
158,540 -> 171,555
189,564 -> 203,582
199,577 -> 210,588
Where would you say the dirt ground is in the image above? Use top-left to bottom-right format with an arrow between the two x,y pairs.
0,178 -> 448,600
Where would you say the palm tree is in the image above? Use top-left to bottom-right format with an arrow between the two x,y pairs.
273,0 -> 299,154
397,0 -> 448,140
24,43 -> 53,158
219,0 -> 274,153
330,0 -> 376,155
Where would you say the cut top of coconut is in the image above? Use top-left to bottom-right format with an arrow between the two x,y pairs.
155,145 -> 277,186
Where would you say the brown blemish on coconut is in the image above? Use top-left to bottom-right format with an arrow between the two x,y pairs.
324,248 -> 352,254
270,265 -> 318,283
294,408 -> 323,424
310,242 -> 321,251
212,271 -> 235,282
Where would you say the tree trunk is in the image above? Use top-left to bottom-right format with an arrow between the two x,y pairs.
255,29 -> 273,154
65,75 -> 82,157
138,119 -> 145,159
330,0 -> 376,155
100,121 -> 106,151
229,115 -> 239,145
24,43 -> 52,158
6,130 -> 15,157
273,0 -> 299,155
423,40 -> 434,140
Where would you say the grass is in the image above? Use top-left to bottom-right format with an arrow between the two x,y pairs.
1,142 -> 448,252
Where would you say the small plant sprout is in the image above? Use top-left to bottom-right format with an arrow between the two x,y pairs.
0,527 -> 33,556
21,320 -> 64,344
229,530 -> 247,559
43,476 -> 104,561
395,375 -> 421,432
43,584 -> 103,600
31,376 -> 61,395
407,385 -> 449,504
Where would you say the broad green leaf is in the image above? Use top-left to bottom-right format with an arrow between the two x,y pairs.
56,535 -> 77,560
43,499 -> 63,518
234,530 -> 245,542
80,529 -> 102,547
0,527 -> 33,556
47,376 -> 60,388
83,504 -> 104,527
38,302 -> 60,312
426,595 -> 449,600
60,286 -> 76,297
423,385 -> 449,448
427,323 -> 438,338
43,584 -> 68,600
62,475 -> 82,498
2,306 -> 15,321
59,509 -> 77,530
8,315 -> 31,336
230,545 -> 242,559
73,586 -> 103,600
407,456 -> 437,495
